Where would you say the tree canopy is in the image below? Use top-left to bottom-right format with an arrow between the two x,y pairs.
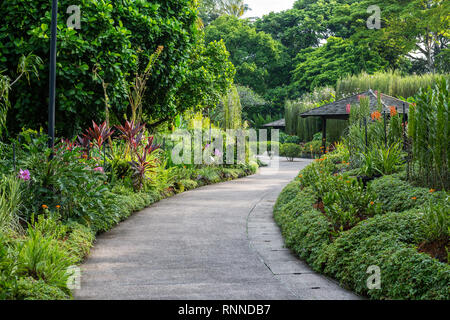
0,0 -> 234,136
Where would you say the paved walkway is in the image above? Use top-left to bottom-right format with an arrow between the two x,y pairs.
75,158 -> 358,300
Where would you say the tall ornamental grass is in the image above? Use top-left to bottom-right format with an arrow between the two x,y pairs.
336,72 -> 449,99
408,79 -> 449,190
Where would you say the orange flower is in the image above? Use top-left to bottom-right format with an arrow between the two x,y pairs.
56,205 -> 61,209
298,174 -> 303,178
370,201 -> 374,205
371,111 -> 382,121
389,106 -> 397,117
429,189 -> 435,193
411,197 -> 417,200
82,154 -> 88,159
346,180 -> 351,184
42,204 -> 48,209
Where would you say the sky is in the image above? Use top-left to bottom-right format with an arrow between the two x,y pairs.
243,0 -> 297,18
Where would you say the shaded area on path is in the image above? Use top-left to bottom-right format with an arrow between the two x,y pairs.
75,158 -> 358,300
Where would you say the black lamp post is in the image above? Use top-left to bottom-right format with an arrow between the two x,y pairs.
48,0 -> 58,152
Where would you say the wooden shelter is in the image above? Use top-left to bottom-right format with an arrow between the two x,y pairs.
299,89 -> 410,152
263,118 -> 285,129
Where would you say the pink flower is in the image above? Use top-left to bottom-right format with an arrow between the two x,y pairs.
18,169 -> 31,181
346,104 -> 351,114
94,167 -> 104,173
214,149 -> 222,157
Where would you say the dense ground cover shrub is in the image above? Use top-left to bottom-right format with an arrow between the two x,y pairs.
274,151 -> 450,300
369,174 -> 447,213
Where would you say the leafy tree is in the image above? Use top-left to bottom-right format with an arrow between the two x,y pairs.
0,0 -> 201,136
255,4 -> 328,58
293,37 -> 387,93
205,15 -> 287,95
217,0 -> 250,18
171,38 -> 236,123
198,0 -> 221,26
236,85 -> 268,122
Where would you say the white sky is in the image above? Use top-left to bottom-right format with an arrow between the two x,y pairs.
243,0 -> 297,18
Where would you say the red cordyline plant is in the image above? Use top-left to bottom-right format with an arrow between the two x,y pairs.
116,120 -> 146,156
81,121 -> 114,149
129,136 -> 160,191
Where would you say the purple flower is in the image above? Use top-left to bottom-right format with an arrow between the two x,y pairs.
94,167 -> 104,173
18,169 -> 30,181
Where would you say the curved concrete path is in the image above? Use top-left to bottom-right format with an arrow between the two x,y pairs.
75,158 -> 358,300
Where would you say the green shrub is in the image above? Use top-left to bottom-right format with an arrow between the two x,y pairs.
358,142 -> 405,178
274,188 -> 331,270
0,175 -> 22,233
178,179 -> 198,191
17,226 -> 74,294
62,223 -> 95,264
280,143 -> 303,161
322,229 -> 450,300
422,199 -> 450,243
275,161 -> 450,300
274,180 -> 302,214
0,0 -> 201,136
368,175 -> 447,213
15,277 -> 69,300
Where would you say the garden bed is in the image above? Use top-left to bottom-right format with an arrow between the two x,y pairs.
0,162 -> 258,300
274,157 -> 449,300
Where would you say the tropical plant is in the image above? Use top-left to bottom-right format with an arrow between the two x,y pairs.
80,121 -> 114,150
358,142 -> 405,177
115,121 -> 146,158
129,136 -> 160,191
423,198 -> 450,243
217,0 -> 249,17
408,79 -> 449,189
17,224 -> 73,293
0,175 -> 22,233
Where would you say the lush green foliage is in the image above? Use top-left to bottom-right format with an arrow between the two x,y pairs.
280,143 -> 303,162
293,37 -> 387,93
0,0 -> 236,136
274,151 -> 450,299
205,16 -> 288,98
337,72 -> 449,99
408,79 -> 449,190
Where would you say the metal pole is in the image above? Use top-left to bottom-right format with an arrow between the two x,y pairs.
48,0 -> 58,154
402,102 -> 407,150
383,111 -> 387,148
